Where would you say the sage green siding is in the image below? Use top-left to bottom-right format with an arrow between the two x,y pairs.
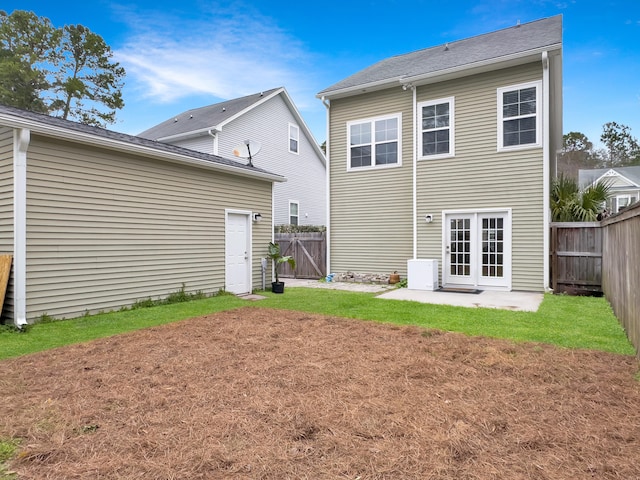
0,127 -> 14,322
328,87 -> 414,275
24,135 -> 273,320
415,63 -> 545,291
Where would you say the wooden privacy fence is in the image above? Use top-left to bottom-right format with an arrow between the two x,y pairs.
550,222 -> 602,294
275,232 -> 326,279
601,203 -> 640,356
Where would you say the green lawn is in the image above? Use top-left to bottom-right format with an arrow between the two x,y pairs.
0,288 -> 635,360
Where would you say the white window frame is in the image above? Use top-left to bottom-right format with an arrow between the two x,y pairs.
289,200 -> 299,225
346,113 -> 402,171
497,81 -> 542,152
615,194 -> 637,212
418,97 -> 455,160
288,123 -> 299,154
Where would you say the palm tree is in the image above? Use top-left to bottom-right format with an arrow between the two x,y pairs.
551,174 -> 611,222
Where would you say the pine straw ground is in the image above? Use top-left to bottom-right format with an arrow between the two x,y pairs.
2,307 -> 640,480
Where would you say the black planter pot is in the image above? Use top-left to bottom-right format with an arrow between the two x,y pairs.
271,281 -> 285,294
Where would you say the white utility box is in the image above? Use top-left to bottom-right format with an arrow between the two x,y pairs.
407,259 -> 439,291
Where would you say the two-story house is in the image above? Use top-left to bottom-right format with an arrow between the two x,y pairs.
317,16 -> 563,292
139,87 -> 326,227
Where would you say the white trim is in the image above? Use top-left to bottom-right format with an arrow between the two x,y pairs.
0,111 -> 285,184
542,51 -> 551,291
441,208 -> 512,291
594,169 -> 639,188
322,97 -> 331,275
411,86 -> 418,259
224,209 -> 252,294
497,80 -> 542,152
417,96 -> 455,160
288,123 -> 300,154
346,112 -> 402,171
13,128 -> 29,327
288,200 -> 300,225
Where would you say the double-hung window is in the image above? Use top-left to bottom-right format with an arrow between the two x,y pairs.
289,201 -> 299,225
347,114 -> 401,170
418,97 -> 454,159
497,81 -> 541,150
289,123 -> 299,154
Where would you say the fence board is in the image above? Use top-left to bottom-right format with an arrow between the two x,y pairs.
0,255 -> 12,315
601,203 -> 640,356
275,232 -> 326,279
550,222 -> 602,294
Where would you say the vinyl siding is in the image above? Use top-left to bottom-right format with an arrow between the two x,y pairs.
0,127 -> 14,323
328,87 -> 414,275
174,95 -> 326,227
24,135 -> 273,321
217,95 -> 326,226
415,63 -> 545,290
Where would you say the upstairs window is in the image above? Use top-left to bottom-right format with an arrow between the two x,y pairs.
347,114 -> 401,170
497,81 -> 541,150
289,201 -> 299,225
289,124 -> 299,154
418,97 -> 454,159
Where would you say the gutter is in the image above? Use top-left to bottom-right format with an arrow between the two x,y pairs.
13,128 -> 29,328
0,112 -> 285,184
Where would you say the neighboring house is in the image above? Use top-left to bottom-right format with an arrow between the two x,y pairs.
316,16 -> 563,292
579,167 -> 640,213
0,104 -> 284,327
139,87 -> 326,227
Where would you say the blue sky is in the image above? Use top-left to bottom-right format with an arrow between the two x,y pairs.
3,1 -> 640,148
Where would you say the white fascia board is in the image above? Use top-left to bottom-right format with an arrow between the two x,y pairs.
157,125 -> 222,142
595,169 -> 639,188
278,88 -> 326,164
316,76 -> 405,100
0,113 -> 286,183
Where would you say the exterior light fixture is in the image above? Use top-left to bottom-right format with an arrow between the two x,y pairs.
425,214 -> 433,223
253,213 -> 262,223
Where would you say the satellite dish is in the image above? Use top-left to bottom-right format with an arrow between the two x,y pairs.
232,140 -> 262,167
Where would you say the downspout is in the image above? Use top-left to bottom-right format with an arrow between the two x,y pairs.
321,96 -> 331,276
207,128 -> 219,155
13,128 -> 29,328
410,85 -> 417,259
542,51 -> 551,291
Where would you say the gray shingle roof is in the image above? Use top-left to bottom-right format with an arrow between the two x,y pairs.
318,15 -> 562,96
0,103 -> 284,180
138,87 -> 282,140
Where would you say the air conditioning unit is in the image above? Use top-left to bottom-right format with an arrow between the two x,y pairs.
407,259 -> 439,291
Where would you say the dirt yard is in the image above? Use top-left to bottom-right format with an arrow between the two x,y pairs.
2,307 -> 640,479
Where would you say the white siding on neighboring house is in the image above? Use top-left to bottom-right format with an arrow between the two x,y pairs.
172,95 -> 326,227
172,136 -> 214,155
23,135 -> 273,321
0,126 -> 14,322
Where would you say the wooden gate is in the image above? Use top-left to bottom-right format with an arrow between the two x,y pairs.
550,222 -> 602,294
275,232 -> 326,279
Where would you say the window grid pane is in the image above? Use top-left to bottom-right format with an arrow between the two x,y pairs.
449,218 -> 471,277
501,86 -> 537,147
349,117 -> 399,168
481,216 -> 504,278
421,101 -> 450,156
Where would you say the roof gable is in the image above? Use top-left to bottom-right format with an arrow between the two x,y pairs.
579,167 -> 640,188
138,87 -> 282,141
318,15 -> 562,98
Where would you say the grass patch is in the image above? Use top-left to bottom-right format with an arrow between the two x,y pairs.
0,287 -> 635,361
0,439 -> 18,480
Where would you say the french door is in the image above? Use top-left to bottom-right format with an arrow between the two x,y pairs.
443,211 -> 511,290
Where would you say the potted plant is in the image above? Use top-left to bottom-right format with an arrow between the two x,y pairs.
267,242 -> 295,293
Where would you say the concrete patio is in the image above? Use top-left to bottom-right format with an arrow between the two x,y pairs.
284,278 -> 543,312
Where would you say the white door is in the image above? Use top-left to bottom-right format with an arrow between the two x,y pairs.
443,211 -> 511,290
225,212 -> 251,294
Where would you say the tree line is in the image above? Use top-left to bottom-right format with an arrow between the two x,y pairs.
557,122 -> 640,179
0,9 -> 125,127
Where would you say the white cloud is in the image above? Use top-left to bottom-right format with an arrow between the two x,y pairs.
113,5 -> 319,106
